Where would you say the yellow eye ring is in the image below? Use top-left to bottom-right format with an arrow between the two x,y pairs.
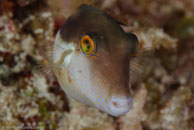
80,35 -> 96,55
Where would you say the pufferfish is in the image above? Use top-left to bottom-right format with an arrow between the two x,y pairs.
51,4 -> 138,117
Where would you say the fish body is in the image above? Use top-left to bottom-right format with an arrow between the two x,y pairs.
52,4 -> 138,117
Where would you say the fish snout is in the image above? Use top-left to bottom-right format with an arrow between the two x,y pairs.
108,96 -> 132,117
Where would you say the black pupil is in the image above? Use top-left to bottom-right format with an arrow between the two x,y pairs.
84,39 -> 90,50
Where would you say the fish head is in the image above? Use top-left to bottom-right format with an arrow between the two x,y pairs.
52,4 -> 138,117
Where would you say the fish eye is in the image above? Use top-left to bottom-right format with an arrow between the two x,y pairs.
80,35 -> 96,55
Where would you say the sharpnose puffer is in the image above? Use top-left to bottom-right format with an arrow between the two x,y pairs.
52,4 -> 138,117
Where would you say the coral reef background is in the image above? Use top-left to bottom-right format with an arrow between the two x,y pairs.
0,0 -> 194,130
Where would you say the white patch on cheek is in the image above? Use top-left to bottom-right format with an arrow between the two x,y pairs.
67,53 -> 97,105
52,31 -> 75,64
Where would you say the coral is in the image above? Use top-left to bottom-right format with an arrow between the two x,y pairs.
118,84 -> 147,130
160,86 -> 193,130
58,99 -> 116,130
137,28 -> 177,49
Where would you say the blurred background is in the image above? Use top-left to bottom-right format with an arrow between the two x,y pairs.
0,0 -> 194,130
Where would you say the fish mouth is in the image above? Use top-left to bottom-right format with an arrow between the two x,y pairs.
107,95 -> 133,117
